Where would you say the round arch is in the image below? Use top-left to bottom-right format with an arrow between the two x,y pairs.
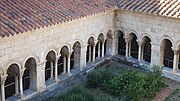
44,47 -> 58,59
59,44 -> 71,54
127,30 -> 139,39
159,36 -> 175,47
22,54 -> 40,69
140,33 -> 153,44
4,60 -> 22,74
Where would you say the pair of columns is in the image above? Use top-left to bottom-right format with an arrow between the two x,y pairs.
88,41 -> 105,63
49,52 -> 72,82
49,55 -> 61,82
62,51 -> 73,75
1,68 -> 25,101
97,41 -> 105,58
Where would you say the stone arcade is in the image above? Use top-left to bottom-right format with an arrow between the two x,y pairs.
0,0 -> 180,101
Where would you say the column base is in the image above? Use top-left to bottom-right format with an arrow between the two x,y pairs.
54,78 -> 60,83
18,94 -> 25,99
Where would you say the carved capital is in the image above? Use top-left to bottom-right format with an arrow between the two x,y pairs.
20,68 -> 26,77
1,74 -> 8,85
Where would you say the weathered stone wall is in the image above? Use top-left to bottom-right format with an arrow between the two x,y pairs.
0,10 -> 114,73
114,10 -> 180,66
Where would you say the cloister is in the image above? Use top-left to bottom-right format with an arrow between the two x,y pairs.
0,0 -> 180,101
0,30 -> 179,101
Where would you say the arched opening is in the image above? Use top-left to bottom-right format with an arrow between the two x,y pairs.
86,37 -> 94,63
59,46 -> 69,74
45,51 -> 56,81
95,43 -> 98,58
71,42 -> 81,70
97,33 -> 104,58
130,33 -> 138,59
142,36 -> 151,62
23,58 -> 37,91
106,30 -> 113,55
161,39 -> 174,68
5,64 -> 19,99
117,31 -> 126,56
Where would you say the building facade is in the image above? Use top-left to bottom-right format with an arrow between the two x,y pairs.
0,0 -> 179,101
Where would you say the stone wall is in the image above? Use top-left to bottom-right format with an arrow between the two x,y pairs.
114,10 -> 180,66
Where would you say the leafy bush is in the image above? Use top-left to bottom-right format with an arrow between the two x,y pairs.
86,66 -> 166,101
86,68 -> 114,88
50,87 -> 115,101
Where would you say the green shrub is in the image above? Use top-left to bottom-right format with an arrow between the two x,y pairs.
50,87 -> 115,101
86,66 -> 166,101
86,68 -> 114,88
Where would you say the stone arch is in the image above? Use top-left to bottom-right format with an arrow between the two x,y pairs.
71,39 -> 83,49
23,57 -> 38,91
127,30 -> 139,39
114,30 -> 125,38
87,36 -> 95,46
86,36 -> 95,63
4,60 -> 22,74
160,38 -> 174,68
22,54 -> 40,69
59,43 -> 71,54
114,26 -> 126,36
45,51 -> 56,83
71,41 -> 81,70
141,36 -> 152,63
97,33 -> 104,42
44,47 -> 58,59
159,36 -> 175,47
140,33 -> 154,44
60,46 -> 70,56
86,34 -> 95,44
5,63 -> 21,99
129,33 -> 139,59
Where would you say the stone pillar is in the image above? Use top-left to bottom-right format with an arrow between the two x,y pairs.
102,41 -> 105,58
36,60 -> 47,91
128,42 -> 132,57
1,75 -> 7,101
92,45 -> 96,62
80,45 -> 87,70
15,76 -> 19,95
19,68 -> 26,98
55,55 -> 60,82
172,49 -> 179,73
88,45 -> 92,63
159,46 -> 165,66
98,42 -> 101,58
63,56 -> 66,74
150,43 -> 161,67
67,51 -> 72,75
124,37 -> 131,58
50,61 -> 54,80
111,37 -> 116,55
138,44 -> 142,61
141,45 -> 145,60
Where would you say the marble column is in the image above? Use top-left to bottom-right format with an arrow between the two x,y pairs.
98,42 -> 101,58
172,49 -> 179,73
50,61 -> 54,80
63,56 -> 66,74
19,68 -> 26,98
138,44 -> 142,61
102,41 -> 105,58
92,45 -> 96,62
88,45 -> 92,63
1,75 -> 7,101
67,52 -> 72,75
15,76 -> 19,95
55,55 -> 60,82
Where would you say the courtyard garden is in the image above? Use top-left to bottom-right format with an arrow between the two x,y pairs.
50,62 -> 180,101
